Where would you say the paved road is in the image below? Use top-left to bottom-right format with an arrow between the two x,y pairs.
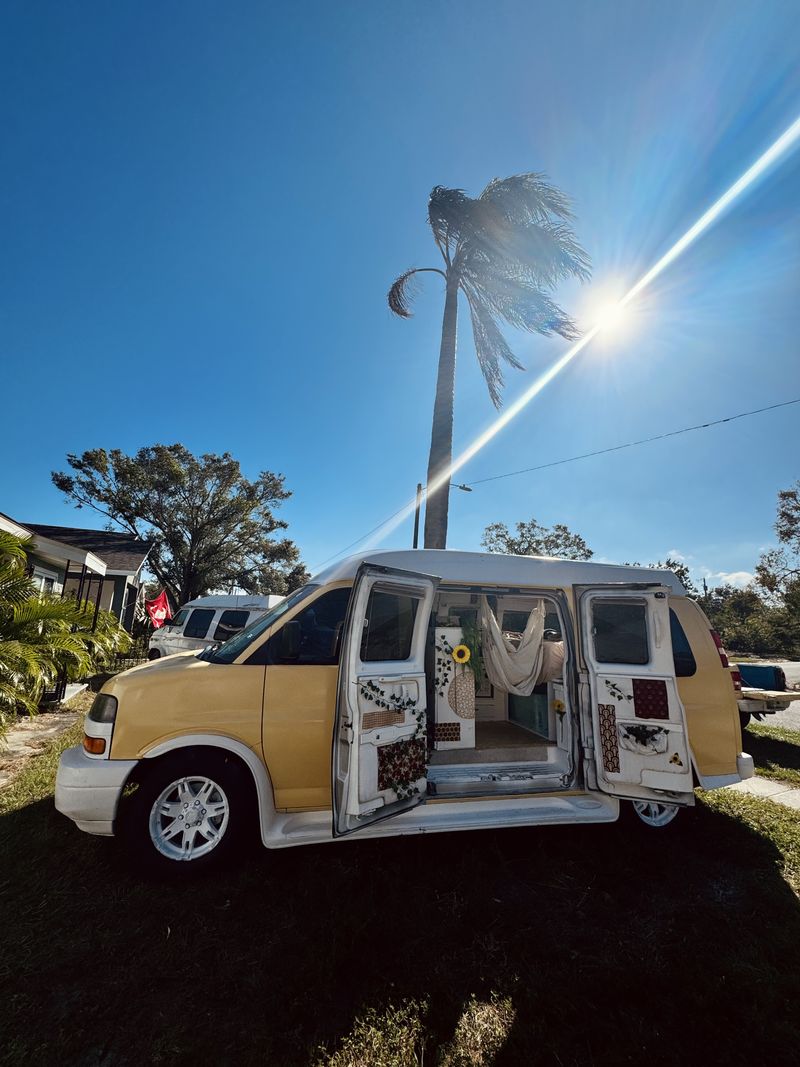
743,660 -> 800,732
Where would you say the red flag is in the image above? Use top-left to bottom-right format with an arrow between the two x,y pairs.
145,590 -> 172,629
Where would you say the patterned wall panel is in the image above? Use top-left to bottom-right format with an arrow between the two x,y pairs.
597,704 -> 620,774
434,722 -> 461,743
632,678 -> 669,719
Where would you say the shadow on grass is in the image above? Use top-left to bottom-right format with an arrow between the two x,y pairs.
1,796 -> 799,1065
745,727 -> 800,784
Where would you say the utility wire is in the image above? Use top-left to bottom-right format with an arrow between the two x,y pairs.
311,396 -> 799,571
310,500 -> 415,572
464,397 -> 800,487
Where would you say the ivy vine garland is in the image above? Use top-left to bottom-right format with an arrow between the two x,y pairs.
358,679 -> 427,801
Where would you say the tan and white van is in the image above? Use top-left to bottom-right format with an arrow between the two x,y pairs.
55,550 -> 753,873
147,594 -> 284,659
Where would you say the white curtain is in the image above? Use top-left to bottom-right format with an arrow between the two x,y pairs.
479,597 -> 546,697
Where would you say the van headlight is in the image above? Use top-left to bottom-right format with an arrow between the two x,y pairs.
88,694 -> 118,724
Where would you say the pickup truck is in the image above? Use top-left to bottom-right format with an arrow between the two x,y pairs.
733,662 -> 800,730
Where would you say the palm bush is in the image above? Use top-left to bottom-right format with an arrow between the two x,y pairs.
389,175 -> 590,548
0,531 -> 130,720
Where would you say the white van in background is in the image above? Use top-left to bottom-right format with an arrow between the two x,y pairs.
148,594 -> 284,659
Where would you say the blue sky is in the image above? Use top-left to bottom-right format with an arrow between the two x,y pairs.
1,0 -> 799,588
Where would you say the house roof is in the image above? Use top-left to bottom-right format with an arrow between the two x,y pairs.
24,524 -> 152,575
1,513 -> 106,575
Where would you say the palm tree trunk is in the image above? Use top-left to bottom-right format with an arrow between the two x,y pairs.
423,277 -> 458,549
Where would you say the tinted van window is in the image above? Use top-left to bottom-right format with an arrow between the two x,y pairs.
361,590 -> 418,662
592,600 -> 649,664
270,587 -> 352,665
669,609 -> 697,677
184,608 -> 215,639
213,610 -> 250,642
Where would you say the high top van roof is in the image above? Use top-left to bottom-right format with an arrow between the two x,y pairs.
178,594 -> 285,611
314,549 -> 687,594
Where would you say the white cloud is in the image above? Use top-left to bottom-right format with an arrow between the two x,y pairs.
666,548 -> 687,562
706,570 -> 754,589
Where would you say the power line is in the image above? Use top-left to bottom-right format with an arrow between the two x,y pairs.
311,395 -> 799,571
309,499 -> 415,572
464,397 -> 800,487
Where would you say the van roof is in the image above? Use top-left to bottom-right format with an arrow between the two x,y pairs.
178,594 -> 285,610
314,549 -> 687,594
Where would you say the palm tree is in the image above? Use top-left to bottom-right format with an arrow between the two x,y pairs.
388,175 -> 591,549
0,531 -> 130,719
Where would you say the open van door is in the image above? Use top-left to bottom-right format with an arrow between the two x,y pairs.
578,586 -> 695,805
333,564 -> 439,837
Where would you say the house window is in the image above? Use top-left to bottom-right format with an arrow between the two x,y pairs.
360,589 -> 419,662
591,600 -> 649,665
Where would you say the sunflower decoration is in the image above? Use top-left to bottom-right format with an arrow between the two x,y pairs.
451,644 -> 471,665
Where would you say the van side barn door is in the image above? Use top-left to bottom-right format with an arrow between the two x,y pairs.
333,564 -> 439,837
579,587 -> 695,805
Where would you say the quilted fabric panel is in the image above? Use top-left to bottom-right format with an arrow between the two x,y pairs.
377,738 -> 426,791
632,678 -> 669,719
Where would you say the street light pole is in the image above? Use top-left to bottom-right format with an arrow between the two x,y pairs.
413,481 -> 472,548
412,483 -> 423,549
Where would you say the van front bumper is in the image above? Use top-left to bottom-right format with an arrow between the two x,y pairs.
55,746 -> 139,836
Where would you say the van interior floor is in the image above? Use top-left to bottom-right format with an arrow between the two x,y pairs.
429,720 -> 549,766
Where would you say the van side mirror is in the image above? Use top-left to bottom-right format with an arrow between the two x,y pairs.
279,620 -> 302,661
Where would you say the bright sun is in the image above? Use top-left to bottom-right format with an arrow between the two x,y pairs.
593,299 -> 628,334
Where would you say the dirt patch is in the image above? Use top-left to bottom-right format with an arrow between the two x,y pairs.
0,697 -> 88,790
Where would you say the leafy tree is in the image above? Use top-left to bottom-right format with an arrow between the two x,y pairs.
0,532 -> 130,719
389,175 -> 590,549
700,584 -> 788,656
623,557 -> 700,598
482,517 -> 593,560
751,480 -> 800,655
53,445 -> 309,608
756,480 -> 800,599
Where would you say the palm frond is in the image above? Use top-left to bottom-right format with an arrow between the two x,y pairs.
480,173 -> 575,223
388,269 -> 418,318
465,297 -> 526,409
427,186 -> 474,250
464,272 -> 580,340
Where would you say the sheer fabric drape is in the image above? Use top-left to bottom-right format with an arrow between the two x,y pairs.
479,597 -> 546,697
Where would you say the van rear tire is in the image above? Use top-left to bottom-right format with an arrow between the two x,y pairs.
625,799 -> 681,830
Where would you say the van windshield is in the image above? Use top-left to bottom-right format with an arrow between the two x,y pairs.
199,585 -> 319,663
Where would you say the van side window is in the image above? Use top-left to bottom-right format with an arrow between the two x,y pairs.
257,588 -> 352,666
213,610 -> 249,642
591,600 -> 649,665
169,609 -> 189,629
361,590 -> 419,662
184,608 -> 215,639
669,609 -> 697,677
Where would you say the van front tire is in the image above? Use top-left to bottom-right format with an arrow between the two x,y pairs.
121,750 -> 254,876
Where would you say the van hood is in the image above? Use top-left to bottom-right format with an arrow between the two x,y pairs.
101,651 -> 203,697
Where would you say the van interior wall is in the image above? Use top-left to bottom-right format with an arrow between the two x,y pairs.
426,588 -> 574,786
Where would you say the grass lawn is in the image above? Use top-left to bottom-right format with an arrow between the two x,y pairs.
1,726 -> 800,1066
745,722 -> 800,787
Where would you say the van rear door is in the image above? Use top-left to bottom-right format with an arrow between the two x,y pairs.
578,586 -> 695,805
332,564 -> 439,837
